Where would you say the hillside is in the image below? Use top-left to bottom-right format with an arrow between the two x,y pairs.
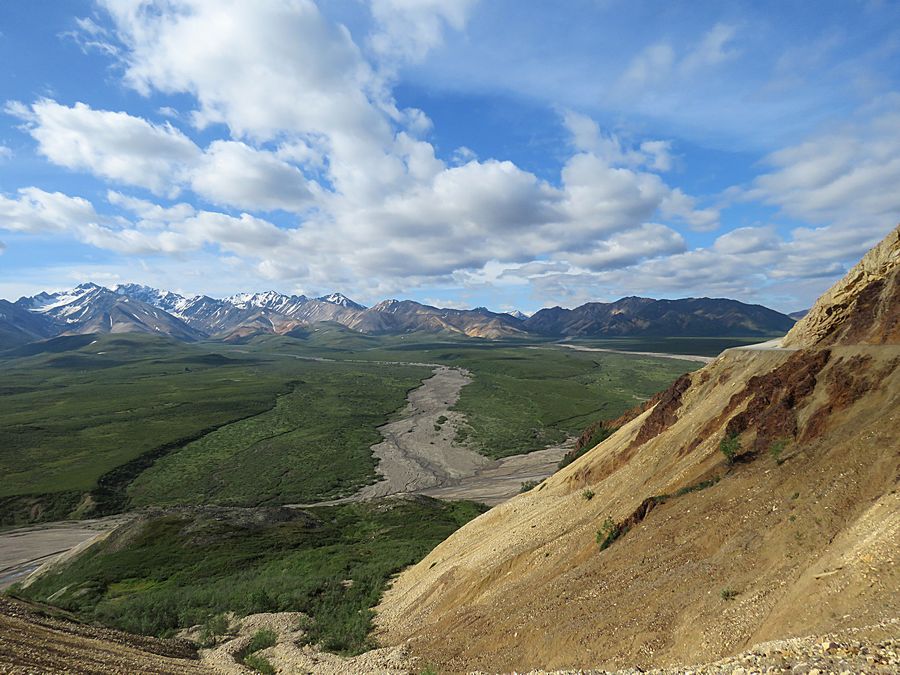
0,300 -> 59,349
376,225 -> 900,672
524,296 -> 795,337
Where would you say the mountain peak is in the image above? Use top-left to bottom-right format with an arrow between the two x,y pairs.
316,292 -> 365,309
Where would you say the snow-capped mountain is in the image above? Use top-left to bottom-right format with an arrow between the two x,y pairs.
224,291 -> 309,316
15,283 -> 202,341
17,283 -> 107,323
316,293 -> 365,310
114,284 -> 194,318
506,310 -> 528,321
8,283 -> 532,344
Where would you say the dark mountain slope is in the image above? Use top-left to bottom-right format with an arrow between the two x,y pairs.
525,296 -> 794,337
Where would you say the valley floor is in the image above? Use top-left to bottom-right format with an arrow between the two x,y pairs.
2,364 -> 570,594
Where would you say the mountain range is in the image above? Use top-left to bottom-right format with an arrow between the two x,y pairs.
0,282 -> 796,349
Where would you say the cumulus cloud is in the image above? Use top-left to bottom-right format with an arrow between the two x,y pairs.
191,141 -> 317,212
742,107 -> 900,280
19,0 -> 709,291
713,225 -> 781,255
0,187 -> 100,233
565,223 -> 685,271
10,100 -> 318,213
8,100 -> 200,195
563,111 -> 673,170
750,110 -> 900,231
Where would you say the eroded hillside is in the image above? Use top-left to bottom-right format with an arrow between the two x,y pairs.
376,226 -> 900,673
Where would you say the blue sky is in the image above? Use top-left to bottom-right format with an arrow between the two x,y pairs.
1,0 -> 899,313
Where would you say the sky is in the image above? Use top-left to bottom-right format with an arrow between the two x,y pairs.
0,0 -> 899,314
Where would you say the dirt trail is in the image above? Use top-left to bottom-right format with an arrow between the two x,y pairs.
557,343 -> 715,363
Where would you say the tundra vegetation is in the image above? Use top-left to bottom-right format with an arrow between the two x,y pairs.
0,331 -> 692,524
12,499 -> 487,654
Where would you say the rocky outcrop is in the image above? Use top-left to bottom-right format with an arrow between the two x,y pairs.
783,224 -> 900,348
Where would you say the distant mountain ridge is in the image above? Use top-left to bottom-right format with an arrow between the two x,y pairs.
524,295 -> 794,337
1,283 -> 796,348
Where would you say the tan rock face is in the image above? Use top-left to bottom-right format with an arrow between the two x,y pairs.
783,225 -> 900,348
375,225 -> 900,674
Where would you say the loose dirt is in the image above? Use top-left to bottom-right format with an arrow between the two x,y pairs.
358,366 -> 491,498
421,443 -> 572,506
0,596 -> 208,674
357,365 -> 572,504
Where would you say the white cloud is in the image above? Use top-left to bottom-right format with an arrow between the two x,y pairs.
0,187 -> 99,233
107,191 -> 196,226
368,0 -> 478,65
561,112 -> 677,176
713,225 -> 781,255
681,23 -> 739,72
744,108 -> 900,278
11,100 -> 318,213
80,210 -> 289,257
750,110 -> 900,230
620,43 -> 675,89
9,99 -> 201,195
618,23 -> 738,91
0,144 -> 12,160
62,16 -> 119,56
191,141 -> 317,212
565,223 -> 685,271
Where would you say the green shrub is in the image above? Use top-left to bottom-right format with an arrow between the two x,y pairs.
244,628 -> 277,655
720,588 -> 738,601
769,438 -> 788,464
435,415 -> 448,425
18,500 -> 488,656
581,489 -> 595,501
243,652 -> 275,674
596,516 -> 622,550
558,426 -> 617,469
198,613 -> 230,647
238,628 -> 278,673
719,434 -> 741,465
519,480 -> 539,493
